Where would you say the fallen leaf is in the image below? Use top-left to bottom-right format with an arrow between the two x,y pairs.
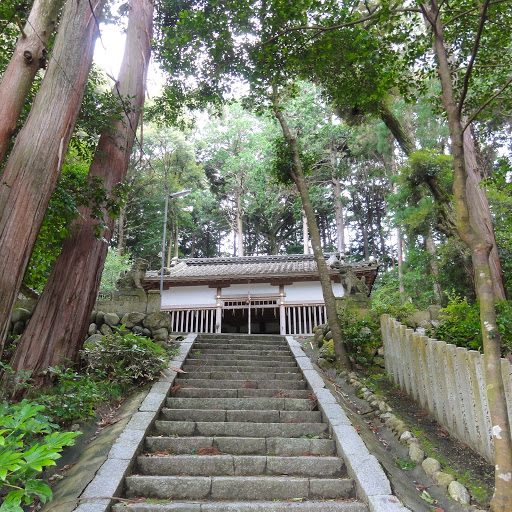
170,367 -> 187,373
197,447 -> 221,455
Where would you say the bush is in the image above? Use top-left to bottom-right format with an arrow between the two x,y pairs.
430,295 -> 512,354
35,367 -> 111,424
338,310 -> 382,365
81,330 -> 167,386
0,400 -> 80,512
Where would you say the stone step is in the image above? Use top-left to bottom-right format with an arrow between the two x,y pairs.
192,348 -> 292,357
178,371 -> 303,381
196,334 -> 285,342
190,353 -> 296,362
113,502 -> 368,512
124,475 -> 356,501
136,454 -> 345,477
178,378 -> 307,390
166,397 -> 314,411
153,420 -> 328,438
182,364 -> 301,375
170,388 -> 311,399
160,409 -> 322,423
185,358 -> 297,368
192,343 -> 290,352
144,436 -> 336,456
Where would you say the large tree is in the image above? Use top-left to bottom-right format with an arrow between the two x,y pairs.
419,1 -> 512,508
0,0 -> 106,358
0,0 -> 65,164
10,0 -> 153,376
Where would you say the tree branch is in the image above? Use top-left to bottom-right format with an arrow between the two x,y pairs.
457,0 -> 491,115
463,74 -> 512,130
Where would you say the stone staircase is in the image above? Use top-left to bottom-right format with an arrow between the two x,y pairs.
112,334 -> 369,511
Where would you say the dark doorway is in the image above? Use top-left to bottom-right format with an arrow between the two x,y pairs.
221,307 -> 280,334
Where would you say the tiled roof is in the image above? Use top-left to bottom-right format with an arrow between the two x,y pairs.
145,254 -> 377,283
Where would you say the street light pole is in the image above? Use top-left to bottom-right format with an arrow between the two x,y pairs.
159,189 -> 192,297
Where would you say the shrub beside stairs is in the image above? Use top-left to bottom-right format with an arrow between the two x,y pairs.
75,334 -> 408,512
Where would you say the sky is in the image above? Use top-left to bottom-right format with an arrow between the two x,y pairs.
93,23 -> 165,97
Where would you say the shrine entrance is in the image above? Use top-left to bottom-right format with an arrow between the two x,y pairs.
221,298 -> 280,335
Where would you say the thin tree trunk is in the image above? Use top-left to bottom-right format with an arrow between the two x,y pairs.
303,212 -> 309,254
273,93 -> 351,370
166,223 -> 174,267
0,0 -> 106,357
397,228 -> 405,300
0,0 -> 65,164
117,206 -> 126,255
424,2 -> 512,508
425,231 -> 442,303
174,223 -> 179,259
10,0 -> 153,375
235,187 -> 244,257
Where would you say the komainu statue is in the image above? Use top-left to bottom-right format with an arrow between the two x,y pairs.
116,258 -> 149,290
339,264 -> 369,296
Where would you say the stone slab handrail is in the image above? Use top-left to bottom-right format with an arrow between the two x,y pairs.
380,314 -> 512,463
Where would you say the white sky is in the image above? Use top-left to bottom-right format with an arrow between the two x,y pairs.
93,23 -> 165,97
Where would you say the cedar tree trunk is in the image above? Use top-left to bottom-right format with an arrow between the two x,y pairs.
423,1 -> 512,509
0,0 -> 106,358
10,0 -> 153,375
236,186 -> 244,257
0,0 -> 65,164
273,93 -> 351,370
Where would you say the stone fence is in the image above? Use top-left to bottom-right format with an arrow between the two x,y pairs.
380,314 -> 512,463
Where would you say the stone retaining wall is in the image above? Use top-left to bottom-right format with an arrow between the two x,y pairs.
380,314 -> 512,463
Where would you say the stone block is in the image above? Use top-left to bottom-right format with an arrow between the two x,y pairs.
367,495 -> 410,512
302,369 -> 326,391
125,412 -> 155,431
80,458 -> 131,498
108,429 -> 146,459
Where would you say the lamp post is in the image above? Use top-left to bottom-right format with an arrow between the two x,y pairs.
160,188 -> 191,296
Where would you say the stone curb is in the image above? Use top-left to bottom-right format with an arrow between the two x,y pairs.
284,336 -> 410,512
73,334 -> 198,512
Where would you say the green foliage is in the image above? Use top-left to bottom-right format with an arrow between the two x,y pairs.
270,136 -> 316,186
0,400 -> 80,512
82,330 -> 167,386
431,295 -> 512,354
99,248 -> 132,296
371,271 -> 418,321
22,332 -> 170,425
35,368 -> 111,423
338,310 -> 382,366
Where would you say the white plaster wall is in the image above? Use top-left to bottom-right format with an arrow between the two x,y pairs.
222,282 -> 279,296
284,281 -> 344,303
162,285 -> 215,308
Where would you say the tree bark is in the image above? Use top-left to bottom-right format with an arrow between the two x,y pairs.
379,102 -> 416,156
0,0 -> 65,164
0,0 -> 106,358
10,0 -> 153,375
423,2 -> 512,509
463,123 -> 506,300
272,93 -> 351,370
